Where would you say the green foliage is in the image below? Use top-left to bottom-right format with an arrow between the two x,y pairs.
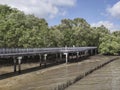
0,4 -> 120,55
99,35 -> 120,55
0,5 -> 48,48
49,27 -> 64,47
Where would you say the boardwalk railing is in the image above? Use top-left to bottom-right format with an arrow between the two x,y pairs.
0,47 -> 97,56
0,47 -> 97,73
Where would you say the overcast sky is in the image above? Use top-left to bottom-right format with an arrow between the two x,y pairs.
0,0 -> 120,31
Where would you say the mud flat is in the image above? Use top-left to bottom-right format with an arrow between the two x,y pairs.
66,56 -> 120,90
0,55 -> 118,90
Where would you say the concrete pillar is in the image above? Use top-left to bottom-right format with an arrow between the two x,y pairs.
18,56 -> 22,74
13,57 -> 17,72
39,54 -> 42,67
64,53 -> 68,64
44,54 -> 47,67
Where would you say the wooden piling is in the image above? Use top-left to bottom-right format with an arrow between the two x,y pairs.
39,54 -> 42,67
13,57 -> 17,73
60,53 -> 62,61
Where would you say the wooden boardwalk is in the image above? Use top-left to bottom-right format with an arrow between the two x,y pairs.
0,47 -> 97,73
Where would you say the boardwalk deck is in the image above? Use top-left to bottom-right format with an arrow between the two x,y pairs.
0,47 -> 97,73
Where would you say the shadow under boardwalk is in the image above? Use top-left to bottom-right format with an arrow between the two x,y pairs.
0,56 -> 89,80
0,61 -> 65,80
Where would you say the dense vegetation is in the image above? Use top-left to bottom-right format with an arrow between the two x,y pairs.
0,5 -> 120,55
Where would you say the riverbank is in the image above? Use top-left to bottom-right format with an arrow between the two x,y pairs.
66,56 -> 120,90
0,55 -> 119,90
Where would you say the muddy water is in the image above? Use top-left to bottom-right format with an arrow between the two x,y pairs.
0,55 -> 118,90
66,57 -> 120,90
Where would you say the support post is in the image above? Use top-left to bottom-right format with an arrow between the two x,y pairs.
13,57 -> 17,73
79,52 -> 81,58
60,53 -> 62,61
95,49 -> 97,55
64,53 -> 68,64
18,56 -> 22,74
39,54 -> 42,67
81,52 -> 83,57
56,54 -> 58,63
77,52 -> 79,61
85,50 -> 88,56
44,54 -> 47,67
91,49 -> 93,56
72,53 -> 74,60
